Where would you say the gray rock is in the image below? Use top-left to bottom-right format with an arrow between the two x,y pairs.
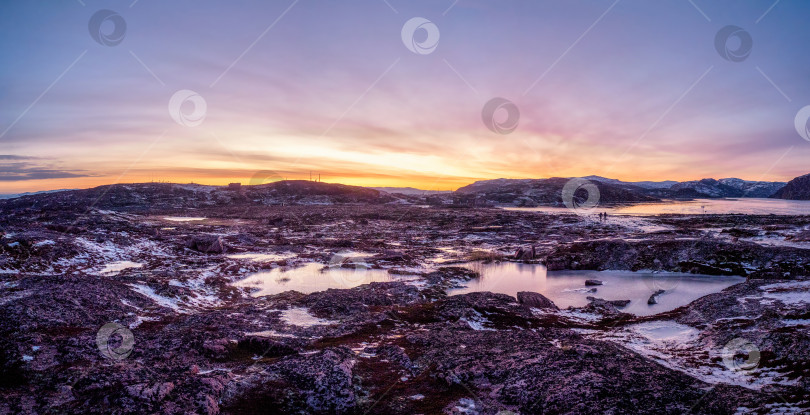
517,291 -> 559,310
586,296 -> 630,308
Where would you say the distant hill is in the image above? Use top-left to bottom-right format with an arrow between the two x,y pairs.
770,173 -> 810,200
663,178 -> 785,199
0,181 -> 395,211
0,188 -> 78,200
0,174 -> 799,212
454,177 -> 658,207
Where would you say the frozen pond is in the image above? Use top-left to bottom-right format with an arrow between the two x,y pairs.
505,198 -> 810,216
447,262 -> 744,316
233,263 -> 400,296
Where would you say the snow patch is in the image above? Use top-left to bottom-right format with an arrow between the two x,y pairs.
163,216 -> 206,222
99,261 -> 143,275
130,284 -> 183,313
280,308 -> 337,327
245,330 -> 298,338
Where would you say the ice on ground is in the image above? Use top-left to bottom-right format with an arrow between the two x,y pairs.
554,309 -> 601,322
782,319 -> 810,327
245,330 -> 298,338
130,284 -> 183,313
459,310 -> 495,331
99,261 -> 143,275
59,237 -> 170,274
584,320 -> 797,390
760,281 -> 810,291
628,321 -> 700,345
454,398 -> 478,414
350,342 -> 379,358
129,315 -> 159,329
280,308 -> 337,327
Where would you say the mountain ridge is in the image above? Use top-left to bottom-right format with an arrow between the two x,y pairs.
0,174 -> 799,209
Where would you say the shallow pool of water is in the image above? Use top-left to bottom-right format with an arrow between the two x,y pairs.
163,216 -> 206,222
233,263 -> 399,296
447,262 -> 744,316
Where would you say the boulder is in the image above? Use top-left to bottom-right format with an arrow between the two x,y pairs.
584,279 -> 603,286
648,289 -> 665,305
517,291 -> 559,310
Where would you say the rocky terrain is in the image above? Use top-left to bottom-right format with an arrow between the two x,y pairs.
771,173 -> 810,200
0,187 -> 808,414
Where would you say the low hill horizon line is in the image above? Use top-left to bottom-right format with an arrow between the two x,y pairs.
2,173 -> 800,196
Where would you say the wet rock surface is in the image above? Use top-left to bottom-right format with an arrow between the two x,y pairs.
0,198 -> 809,413
517,291 -> 559,311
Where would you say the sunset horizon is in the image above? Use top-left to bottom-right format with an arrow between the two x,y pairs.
1,169 -> 805,195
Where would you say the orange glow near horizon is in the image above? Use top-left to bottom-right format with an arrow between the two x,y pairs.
1,167 -> 799,195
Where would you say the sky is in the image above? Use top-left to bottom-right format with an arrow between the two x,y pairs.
1,0 -> 809,193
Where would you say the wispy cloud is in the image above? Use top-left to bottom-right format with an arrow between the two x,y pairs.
0,155 -> 93,181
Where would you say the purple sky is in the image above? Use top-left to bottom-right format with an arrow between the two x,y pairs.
1,0 -> 809,192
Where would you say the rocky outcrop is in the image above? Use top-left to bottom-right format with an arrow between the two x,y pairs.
770,173 -> 810,200
222,347 -> 358,414
187,235 -> 228,254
